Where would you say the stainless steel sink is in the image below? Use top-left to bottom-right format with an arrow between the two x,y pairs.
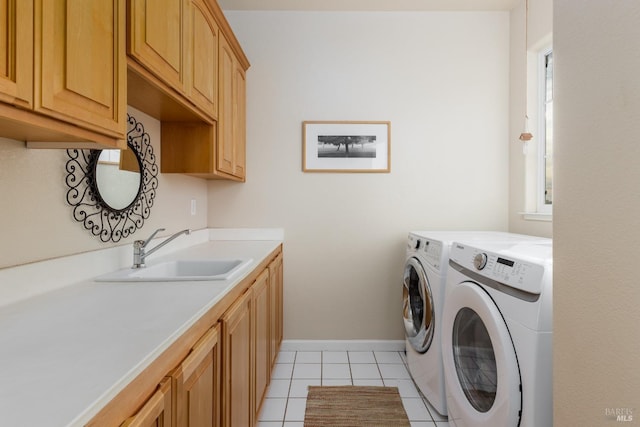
95,258 -> 253,282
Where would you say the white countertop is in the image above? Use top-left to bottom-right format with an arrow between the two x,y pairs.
0,237 -> 282,427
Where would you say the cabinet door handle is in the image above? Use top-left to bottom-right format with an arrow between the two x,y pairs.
120,377 -> 171,427
179,324 -> 220,382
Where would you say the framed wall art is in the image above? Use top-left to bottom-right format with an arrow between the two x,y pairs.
302,121 -> 391,173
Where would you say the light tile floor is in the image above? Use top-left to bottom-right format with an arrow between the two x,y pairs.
257,350 -> 449,427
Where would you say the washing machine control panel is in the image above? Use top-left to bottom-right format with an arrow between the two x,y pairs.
420,239 -> 443,269
407,234 -> 420,251
407,234 -> 443,269
451,243 -> 547,295
473,253 -> 488,270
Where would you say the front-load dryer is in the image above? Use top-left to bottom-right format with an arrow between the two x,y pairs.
441,240 -> 553,427
402,231 -> 549,416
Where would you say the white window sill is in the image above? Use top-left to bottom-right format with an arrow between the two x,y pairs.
520,212 -> 552,222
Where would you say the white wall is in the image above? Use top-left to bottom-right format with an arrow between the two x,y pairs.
0,107 -> 208,270
554,2 -> 640,424
508,0 -> 553,237
209,11 -> 510,340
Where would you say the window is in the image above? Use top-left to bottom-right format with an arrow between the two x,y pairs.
538,49 -> 553,213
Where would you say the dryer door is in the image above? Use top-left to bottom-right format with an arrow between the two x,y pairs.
402,257 -> 435,353
442,281 -> 521,427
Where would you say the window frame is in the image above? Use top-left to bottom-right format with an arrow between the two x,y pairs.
536,46 -> 553,215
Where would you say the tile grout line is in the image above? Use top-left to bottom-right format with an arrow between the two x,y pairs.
373,350 -> 384,384
319,350 -> 323,385
281,350 -> 296,426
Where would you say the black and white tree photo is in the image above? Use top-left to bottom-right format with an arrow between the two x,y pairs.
317,135 -> 377,158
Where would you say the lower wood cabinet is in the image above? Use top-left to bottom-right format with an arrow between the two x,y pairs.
253,270 -> 270,418
171,325 -> 221,427
120,377 -> 172,427
120,325 -> 221,427
91,247 -> 283,427
220,268 -> 272,427
221,288 -> 253,427
268,253 -> 284,368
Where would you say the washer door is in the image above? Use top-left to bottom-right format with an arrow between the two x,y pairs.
442,281 -> 521,427
402,257 -> 435,353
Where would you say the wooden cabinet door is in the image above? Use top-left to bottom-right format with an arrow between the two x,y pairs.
253,270 -> 270,416
217,34 -> 246,180
222,290 -> 253,427
218,34 -> 235,177
233,64 -> 246,178
276,256 -> 284,347
172,325 -> 221,427
36,0 -> 126,137
120,378 -> 172,427
187,0 -> 218,118
128,0 -> 186,93
269,253 -> 284,367
0,0 -> 32,108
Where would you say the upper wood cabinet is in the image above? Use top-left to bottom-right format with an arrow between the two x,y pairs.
217,34 -> 246,180
127,0 -> 219,120
0,0 -> 126,149
188,0 -> 219,117
128,0 -> 249,181
0,0 -> 32,109
234,64 -> 247,178
37,0 -> 127,138
160,46 -> 247,181
128,0 -> 187,94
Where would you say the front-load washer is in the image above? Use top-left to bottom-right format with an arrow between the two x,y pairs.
402,231 -> 550,416
441,240 -> 553,427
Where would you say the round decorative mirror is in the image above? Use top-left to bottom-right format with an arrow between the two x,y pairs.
94,148 -> 142,210
65,114 -> 159,242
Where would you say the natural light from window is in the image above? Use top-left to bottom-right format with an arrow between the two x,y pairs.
539,49 -> 553,213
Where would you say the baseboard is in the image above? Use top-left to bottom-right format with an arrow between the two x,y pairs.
280,340 -> 406,352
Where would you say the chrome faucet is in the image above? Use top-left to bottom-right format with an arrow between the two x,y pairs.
133,228 -> 191,268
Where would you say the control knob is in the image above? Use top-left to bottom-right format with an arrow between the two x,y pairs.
473,253 -> 488,270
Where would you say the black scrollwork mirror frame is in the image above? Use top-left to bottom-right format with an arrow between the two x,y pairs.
65,114 -> 159,242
